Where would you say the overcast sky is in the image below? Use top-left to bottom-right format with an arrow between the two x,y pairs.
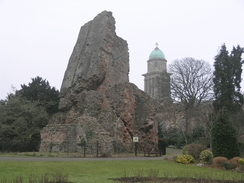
1,0 -> 244,100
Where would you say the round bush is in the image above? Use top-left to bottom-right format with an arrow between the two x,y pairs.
229,157 -> 241,167
212,157 -> 228,168
175,155 -> 195,164
199,150 -> 213,164
182,144 -> 206,160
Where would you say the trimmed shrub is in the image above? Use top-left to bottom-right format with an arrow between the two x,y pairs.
199,150 -> 213,164
212,156 -> 228,168
238,158 -> 244,166
175,155 -> 195,164
182,144 -> 206,160
229,157 -> 241,167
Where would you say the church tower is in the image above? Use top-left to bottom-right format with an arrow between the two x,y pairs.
142,43 -> 171,102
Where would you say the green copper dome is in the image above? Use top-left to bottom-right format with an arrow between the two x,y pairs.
149,47 -> 165,59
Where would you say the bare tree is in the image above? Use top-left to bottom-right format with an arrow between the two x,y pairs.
160,102 -> 188,145
196,102 -> 215,149
168,57 -> 213,133
169,57 -> 213,105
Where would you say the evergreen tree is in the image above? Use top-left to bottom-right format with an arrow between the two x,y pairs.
212,107 -> 240,159
0,95 -> 48,151
213,44 -> 244,113
17,76 -> 60,116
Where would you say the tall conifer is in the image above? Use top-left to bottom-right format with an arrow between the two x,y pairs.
212,107 -> 240,159
213,44 -> 244,113
212,44 -> 243,158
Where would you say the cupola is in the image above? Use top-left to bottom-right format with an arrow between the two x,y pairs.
149,43 -> 165,59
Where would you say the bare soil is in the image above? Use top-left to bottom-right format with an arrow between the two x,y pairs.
112,177 -> 243,183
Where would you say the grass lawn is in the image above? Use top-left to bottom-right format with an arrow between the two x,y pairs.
1,159 -> 244,183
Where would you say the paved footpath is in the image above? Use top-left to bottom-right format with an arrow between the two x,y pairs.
0,156 -> 165,162
0,148 -> 181,162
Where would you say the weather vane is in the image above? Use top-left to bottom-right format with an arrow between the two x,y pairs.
156,42 -> 158,48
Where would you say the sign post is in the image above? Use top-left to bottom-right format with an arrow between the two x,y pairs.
133,137 -> 139,156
